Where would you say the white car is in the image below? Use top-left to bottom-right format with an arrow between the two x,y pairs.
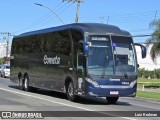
0,64 -> 10,78
0,65 -> 3,75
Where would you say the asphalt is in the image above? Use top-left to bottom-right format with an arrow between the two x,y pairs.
137,87 -> 160,93
0,77 -> 160,120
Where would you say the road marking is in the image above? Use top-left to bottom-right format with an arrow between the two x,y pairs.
0,87 -> 137,120
0,87 -> 92,111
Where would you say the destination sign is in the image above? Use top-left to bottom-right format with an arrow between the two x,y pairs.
91,36 -> 109,41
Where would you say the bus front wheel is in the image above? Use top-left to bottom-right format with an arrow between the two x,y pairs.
66,81 -> 76,101
106,97 -> 119,104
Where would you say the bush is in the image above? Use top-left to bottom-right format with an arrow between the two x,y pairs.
0,58 -> 5,64
138,68 -> 160,79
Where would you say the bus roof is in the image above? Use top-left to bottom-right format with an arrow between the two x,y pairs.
15,23 -> 131,38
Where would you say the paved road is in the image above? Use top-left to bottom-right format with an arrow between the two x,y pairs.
137,88 -> 160,93
0,77 -> 159,120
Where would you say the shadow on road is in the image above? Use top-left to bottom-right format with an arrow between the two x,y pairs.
8,84 -> 131,106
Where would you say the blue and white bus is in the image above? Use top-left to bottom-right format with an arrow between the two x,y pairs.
10,23 -> 146,103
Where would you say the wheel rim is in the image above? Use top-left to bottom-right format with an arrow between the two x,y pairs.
24,78 -> 28,89
68,83 -> 73,97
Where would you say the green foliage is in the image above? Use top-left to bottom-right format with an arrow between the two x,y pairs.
0,58 -> 5,64
146,19 -> 160,62
138,68 -> 160,79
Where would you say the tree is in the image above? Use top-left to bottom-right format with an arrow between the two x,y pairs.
0,58 -> 5,64
146,19 -> 160,63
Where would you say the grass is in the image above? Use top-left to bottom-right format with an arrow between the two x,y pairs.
138,78 -> 160,82
137,78 -> 160,88
136,91 -> 160,101
137,78 -> 160,101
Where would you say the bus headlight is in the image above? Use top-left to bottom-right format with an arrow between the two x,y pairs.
130,80 -> 137,87
85,78 -> 99,87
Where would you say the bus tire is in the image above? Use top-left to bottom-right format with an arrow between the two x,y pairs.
19,77 -> 24,90
24,75 -> 30,92
66,81 -> 76,101
0,72 -> 2,77
106,97 -> 119,104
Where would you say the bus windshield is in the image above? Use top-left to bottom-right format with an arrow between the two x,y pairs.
87,35 -> 136,77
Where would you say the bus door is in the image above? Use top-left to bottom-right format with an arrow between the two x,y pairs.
75,42 -> 87,94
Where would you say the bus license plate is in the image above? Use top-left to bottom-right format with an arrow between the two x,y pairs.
110,91 -> 119,95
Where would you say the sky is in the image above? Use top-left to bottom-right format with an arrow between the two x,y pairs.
0,0 -> 160,44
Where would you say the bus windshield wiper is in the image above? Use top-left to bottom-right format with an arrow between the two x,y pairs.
101,56 -> 108,78
124,72 -> 128,79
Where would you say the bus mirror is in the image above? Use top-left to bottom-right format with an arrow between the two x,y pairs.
83,43 -> 89,56
79,40 -> 89,56
141,45 -> 146,58
134,43 -> 146,58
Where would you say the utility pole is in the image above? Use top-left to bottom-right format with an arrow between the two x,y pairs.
107,16 -> 109,24
154,10 -> 157,21
75,0 -> 81,23
63,0 -> 83,23
99,16 -> 104,24
6,33 -> 10,64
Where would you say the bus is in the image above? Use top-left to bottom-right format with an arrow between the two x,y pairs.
10,23 -> 146,103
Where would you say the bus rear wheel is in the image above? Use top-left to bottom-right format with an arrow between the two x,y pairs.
106,97 -> 119,104
66,81 -> 76,101
24,76 -> 30,91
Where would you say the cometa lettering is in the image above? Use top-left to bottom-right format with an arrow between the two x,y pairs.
44,55 -> 60,65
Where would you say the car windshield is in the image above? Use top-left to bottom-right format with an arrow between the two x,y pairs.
87,35 -> 136,77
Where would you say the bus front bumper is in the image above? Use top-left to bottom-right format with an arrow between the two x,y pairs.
85,82 -> 137,97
